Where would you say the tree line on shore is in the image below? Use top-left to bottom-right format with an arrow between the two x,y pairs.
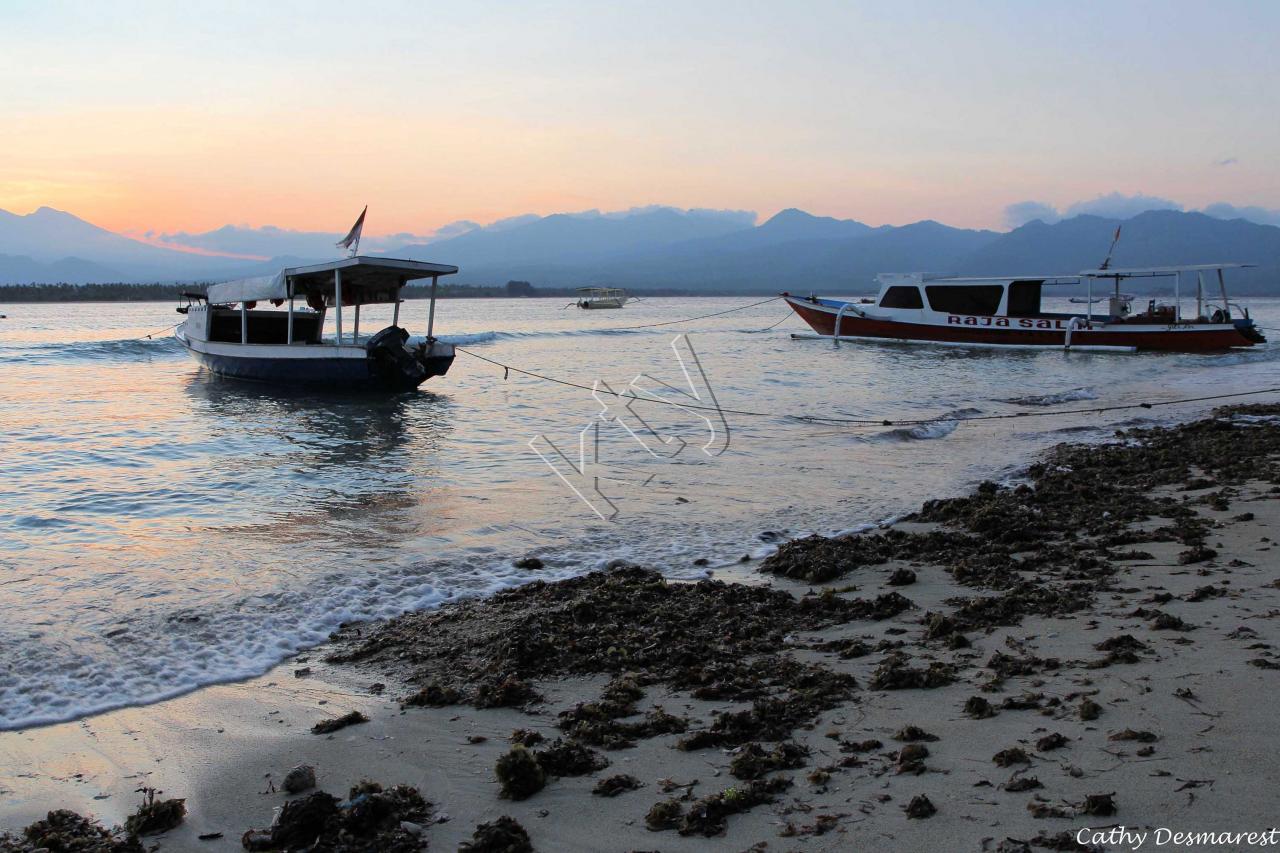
0,280 -> 714,303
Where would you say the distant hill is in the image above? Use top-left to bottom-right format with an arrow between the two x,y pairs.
394,207 -> 756,267
0,207 -> 257,281
962,211 -> 1280,274
0,252 -> 121,283
444,215 -> 1000,291
960,211 -> 1280,293
726,208 -> 873,247
1,204 -> 1278,294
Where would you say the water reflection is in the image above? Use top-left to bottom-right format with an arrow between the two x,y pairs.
181,374 -> 459,546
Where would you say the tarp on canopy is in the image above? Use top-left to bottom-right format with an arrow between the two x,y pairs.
206,272 -> 287,305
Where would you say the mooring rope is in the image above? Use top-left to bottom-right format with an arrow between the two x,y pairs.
453,345 -> 1280,429
753,311 -> 796,332
138,321 -> 181,340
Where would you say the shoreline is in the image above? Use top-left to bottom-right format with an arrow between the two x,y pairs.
0,291 -> 790,305
4,404 -> 1280,851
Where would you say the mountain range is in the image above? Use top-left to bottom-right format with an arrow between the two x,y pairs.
2,205 -> 1279,294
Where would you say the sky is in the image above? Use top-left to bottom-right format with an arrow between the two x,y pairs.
1,0 -> 1278,239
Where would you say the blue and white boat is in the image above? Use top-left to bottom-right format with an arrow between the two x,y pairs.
175,255 -> 458,391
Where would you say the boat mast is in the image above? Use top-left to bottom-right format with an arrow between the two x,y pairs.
427,274 -> 439,340
1094,224 -> 1122,324
334,267 -> 343,346
1174,270 -> 1181,323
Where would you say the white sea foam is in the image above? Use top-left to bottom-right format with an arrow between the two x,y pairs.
3,336 -> 184,365
0,554 -> 590,731
902,419 -> 960,440
1000,387 -> 1098,407
858,405 -> 979,443
429,331 -> 500,345
414,327 -> 653,347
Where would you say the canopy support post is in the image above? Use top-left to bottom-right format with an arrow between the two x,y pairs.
286,277 -> 294,345
394,275 -> 403,327
1196,271 -> 1204,321
427,275 -> 439,340
1086,276 -> 1092,322
1173,271 -> 1181,323
354,304 -> 360,342
241,302 -> 248,344
334,268 -> 343,346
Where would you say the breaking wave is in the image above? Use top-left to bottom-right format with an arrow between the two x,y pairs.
0,553 -> 593,731
1001,387 -> 1098,407
871,407 -> 980,442
0,336 -> 184,365
417,327 -> 677,346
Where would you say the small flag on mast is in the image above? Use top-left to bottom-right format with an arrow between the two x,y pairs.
336,206 -> 367,257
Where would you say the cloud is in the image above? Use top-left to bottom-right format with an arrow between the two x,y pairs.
1062,192 -> 1183,219
1003,192 -> 1213,230
561,205 -> 756,227
1202,202 -> 1280,227
1215,156 -> 1238,167
151,222 -> 460,259
1003,200 -> 1061,228
485,214 -> 542,232
383,220 -> 481,245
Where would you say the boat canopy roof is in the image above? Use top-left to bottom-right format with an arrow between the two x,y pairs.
206,256 -> 458,305
576,286 -> 626,294
1077,263 -> 1256,278
877,272 -> 1079,287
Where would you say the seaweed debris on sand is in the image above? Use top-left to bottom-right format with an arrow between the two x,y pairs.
760,404 -> 1280,633
1,810 -> 143,853
123,787 -> 184,836
459,816 -> 533,853
329,565 -> 870,751
240,781 -> 430,852
293,404 -> 1280,849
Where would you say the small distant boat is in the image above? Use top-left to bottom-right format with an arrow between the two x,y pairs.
574,287 -> 629,309
784,264 -> 1264,353
176,256 -> 458,391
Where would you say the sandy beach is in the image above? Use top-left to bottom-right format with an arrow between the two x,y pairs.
4,404 -> 1280,852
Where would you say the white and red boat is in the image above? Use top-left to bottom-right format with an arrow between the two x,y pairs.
784,264 -> 1264,353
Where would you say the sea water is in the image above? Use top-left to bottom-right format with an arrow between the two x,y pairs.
2,295 -> 1279,729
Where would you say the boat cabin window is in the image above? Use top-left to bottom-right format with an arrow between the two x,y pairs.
208,308 -> 324,344
1006,281 -> 1043,317
879,286 -> 923,309
925,285 -> 1004,316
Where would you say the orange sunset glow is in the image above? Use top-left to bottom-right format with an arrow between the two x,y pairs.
3,2 -> 1277,238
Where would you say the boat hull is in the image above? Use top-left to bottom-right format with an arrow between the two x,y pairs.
177,332 -> 454,392
784,296 -> 1257,352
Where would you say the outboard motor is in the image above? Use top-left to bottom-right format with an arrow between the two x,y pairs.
1235,318 -> 1267,344
366,326 -> 427,388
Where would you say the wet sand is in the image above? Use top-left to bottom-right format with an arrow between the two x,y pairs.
3,406 -> 1280,851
